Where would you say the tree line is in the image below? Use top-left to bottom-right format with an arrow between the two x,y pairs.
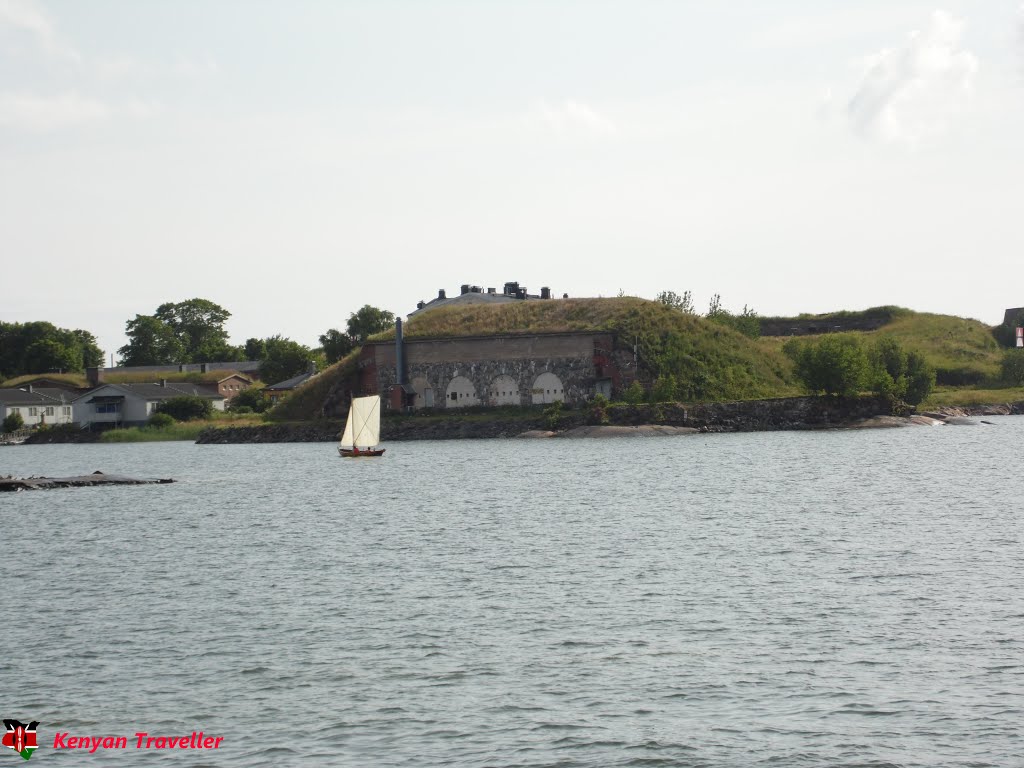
0,299 -> 396,384
0,322 -> 103,380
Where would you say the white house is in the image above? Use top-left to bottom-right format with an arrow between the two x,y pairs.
0,387 -> 75,428
73,382 -> 226,428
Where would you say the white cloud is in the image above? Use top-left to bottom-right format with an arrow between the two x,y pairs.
847,10 -> 978,144
0,91 -> 108,129
525,100 -> 616,138
0,0 -> 78,60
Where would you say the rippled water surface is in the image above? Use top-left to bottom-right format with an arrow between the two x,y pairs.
2,421 -> 1022,767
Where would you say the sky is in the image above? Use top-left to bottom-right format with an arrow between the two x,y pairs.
2,1 -> 1023,361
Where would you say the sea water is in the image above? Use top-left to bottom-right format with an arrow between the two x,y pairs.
1,420 -> 1021,766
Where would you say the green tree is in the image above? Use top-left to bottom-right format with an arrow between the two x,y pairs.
650,374 -> 678,403
1001,349 -> 1024,385
229,386 -> 270,413
259,336 -> 313,384
622,380 -> 645,404
155,395 -> 213,421
118,315 -> 186,366
154,298 -> 237,362
904,351 -> 935,405
23,338 -> 82,374
0,321 -> 104,377
319,328 -> 355,365
3,411 -> 24,432
786,333 -> 870,397
244,337 -> 267,361
656,290 -> 695,314
346,305 -> 395,343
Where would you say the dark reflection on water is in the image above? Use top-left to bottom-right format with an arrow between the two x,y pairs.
2,419 -> 1022,766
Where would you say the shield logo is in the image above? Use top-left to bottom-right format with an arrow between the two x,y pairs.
2,720 -> 38,761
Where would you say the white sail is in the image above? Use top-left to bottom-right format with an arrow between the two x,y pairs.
340,395 -> 380,448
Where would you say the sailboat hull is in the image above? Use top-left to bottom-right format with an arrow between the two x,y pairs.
338,447 -> 386,458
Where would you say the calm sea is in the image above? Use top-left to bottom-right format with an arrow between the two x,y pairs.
1,421 -> 1022,767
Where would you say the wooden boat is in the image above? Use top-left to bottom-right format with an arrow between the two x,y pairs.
338,395 -> 385,458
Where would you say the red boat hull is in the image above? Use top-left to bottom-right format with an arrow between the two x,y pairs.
338,448 -> 385,458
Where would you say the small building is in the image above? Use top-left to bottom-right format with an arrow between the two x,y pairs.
409,281 -> 554,317
0,387 -> 74,427
263,365 -> 317,405
213,373 -> 255,401
72,382 -> 226,428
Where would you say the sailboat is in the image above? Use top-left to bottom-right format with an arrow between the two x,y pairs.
338,395 -> 385,457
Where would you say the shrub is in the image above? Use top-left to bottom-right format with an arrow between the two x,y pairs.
1001,349 -> 1024,386
148,412 -> 175,428
543,400 -> 564,430
785,333 -> 870,397
155,395 -> 213,421
588,393 -> 610,425
228,386 -> 269,413
650,374 -> 678,403
3,411 -> 24,432
622,380 -> 645,404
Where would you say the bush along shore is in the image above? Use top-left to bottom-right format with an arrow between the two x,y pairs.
195,395 -> 908,444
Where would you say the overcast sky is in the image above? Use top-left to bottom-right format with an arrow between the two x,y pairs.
2,1 -> 1022,360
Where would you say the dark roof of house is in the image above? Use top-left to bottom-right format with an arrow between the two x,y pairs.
0,388 -> 66,406
102,361 -> 263,375
265,372 -> 316,391
75,382 -> 225,402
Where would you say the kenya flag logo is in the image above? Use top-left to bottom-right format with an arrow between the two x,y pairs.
2,721 -> 38,761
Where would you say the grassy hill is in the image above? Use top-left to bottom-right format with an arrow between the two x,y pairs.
372,297 -> 799,401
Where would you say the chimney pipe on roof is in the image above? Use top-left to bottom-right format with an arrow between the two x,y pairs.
438,289 -> 446,300
460,284 -> 470,295
541,287 -> 551,299
86,366 -> 103,387
395,318 -> 405,386
160,379 -> 167,387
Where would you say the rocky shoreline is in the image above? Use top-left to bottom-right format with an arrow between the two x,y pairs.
195,395 -> 954,444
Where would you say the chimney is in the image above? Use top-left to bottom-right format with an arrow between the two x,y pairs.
395,318 -> 405,386
86,366 -> 104,387
200,363 -> 209,374
438,289 -> 446,300
179,364 -> 186,372
27,384 -> 33,393
541,287 -> 551,299
160,379 -> 167,387
460,284 -> 470,295
417,300 -> 426,310
487,287 -> 495,294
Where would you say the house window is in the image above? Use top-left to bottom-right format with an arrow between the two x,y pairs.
96,403 -> 120,414
62,407 -> 71,417
44,406 -> 54,416
28,407 -> 38,416
10,407 -> 19,414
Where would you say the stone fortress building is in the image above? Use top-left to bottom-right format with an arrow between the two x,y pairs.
358,281 -> 635,410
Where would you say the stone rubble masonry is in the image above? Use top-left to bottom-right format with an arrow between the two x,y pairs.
361,332 -> 631,409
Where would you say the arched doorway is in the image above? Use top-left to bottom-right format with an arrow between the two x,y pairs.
489,375 -> 519,406
445,375 -> 478,408
531,372 -> 565,405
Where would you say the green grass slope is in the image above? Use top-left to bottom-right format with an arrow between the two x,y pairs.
372,297 -> 798,401
267,349 -> 361,421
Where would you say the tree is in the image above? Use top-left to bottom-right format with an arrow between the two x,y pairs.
244,337 -> 267,362
1001,349 -> 1024,386
154,298 -> 239,362
650,374 -> 678,403
118,315 -> 186,366
786,333 -> 870,397
904,351 -> 935,405
319,328 -> 354,365
229,386 -> 270,413
259,336 -> 313,384
656,290 -> 695,314
0,321 -> 105,378
346,305 -> 395,343
3,411 -> 24,433
155,395 -> 213,421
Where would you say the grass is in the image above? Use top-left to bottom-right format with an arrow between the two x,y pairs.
266,350 -> 361,421
920,386 -> 1024,409
373,297 -> 800,402
760,305 -> 913,324
96,412 -> 266,442
1,372 -> 89,388
104,370 -> 250,385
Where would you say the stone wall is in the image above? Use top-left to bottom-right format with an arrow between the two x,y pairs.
364,332 -> 629,409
